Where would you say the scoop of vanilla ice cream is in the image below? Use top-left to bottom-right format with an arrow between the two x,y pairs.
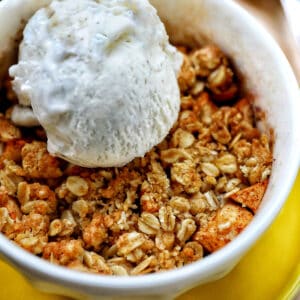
10,0 -> 182,167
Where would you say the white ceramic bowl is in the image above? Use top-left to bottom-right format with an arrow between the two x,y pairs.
0,0 -> 299,299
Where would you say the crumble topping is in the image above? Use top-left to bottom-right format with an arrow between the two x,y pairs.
0,44 -> 273,275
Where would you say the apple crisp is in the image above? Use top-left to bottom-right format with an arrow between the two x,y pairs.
0,45 -> 273,275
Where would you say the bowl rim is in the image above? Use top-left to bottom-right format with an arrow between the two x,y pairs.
0,0 -> 300,295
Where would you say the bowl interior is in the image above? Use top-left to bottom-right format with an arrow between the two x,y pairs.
0,0 -> 52,86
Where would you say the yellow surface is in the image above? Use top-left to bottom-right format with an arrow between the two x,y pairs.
0,173 -> 300,300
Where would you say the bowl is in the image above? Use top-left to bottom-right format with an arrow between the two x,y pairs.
0,0 -> 299,299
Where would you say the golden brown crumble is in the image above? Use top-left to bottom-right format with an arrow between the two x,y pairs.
0,44 -> 273,275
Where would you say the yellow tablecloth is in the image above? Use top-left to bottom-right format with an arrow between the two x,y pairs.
1,173 -> 299,300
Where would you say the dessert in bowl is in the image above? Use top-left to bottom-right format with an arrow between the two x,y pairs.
0,0 -> 299,299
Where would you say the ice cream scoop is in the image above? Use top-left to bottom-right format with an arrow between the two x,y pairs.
9,0 -> 182,167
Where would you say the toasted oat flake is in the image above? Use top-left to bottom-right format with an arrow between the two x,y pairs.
131,256 -> 154,275
116,232 -> 146,256
66,176 -> 89,197
138,212 -> 160,235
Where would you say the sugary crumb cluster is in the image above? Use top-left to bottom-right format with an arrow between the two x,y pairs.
0,45 -> 273,275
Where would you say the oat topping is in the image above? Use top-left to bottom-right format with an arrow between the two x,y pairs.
0,44 -> 273,275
